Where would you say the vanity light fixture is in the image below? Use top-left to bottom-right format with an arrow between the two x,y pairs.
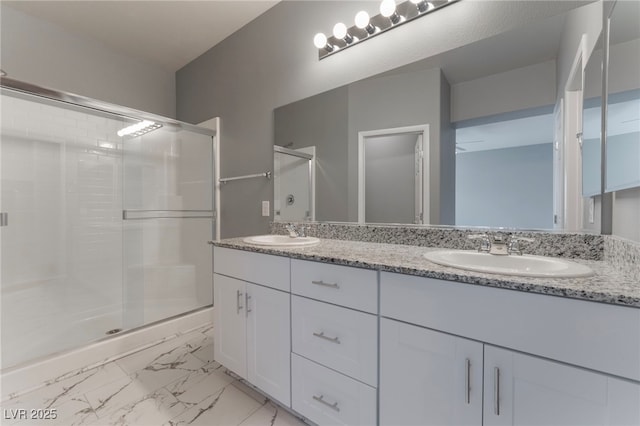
117,120 -> 162,138
313,32 -> 335,52
333,22 -> 355,44
314,0 -> 459,60
355,11 -> 377,35
410,0 -> 435,14
380,0 -> 402,24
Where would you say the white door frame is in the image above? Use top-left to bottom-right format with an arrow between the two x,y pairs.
198,117 -> 221,240
357,124 -> 430,224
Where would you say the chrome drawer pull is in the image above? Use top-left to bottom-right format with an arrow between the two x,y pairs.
236,290 -> 243,314
493,367 -> 500,416
465,358 -> 471,404
312,331 -> 341,344
311,280 -> 340,289
312,394 -> 340,412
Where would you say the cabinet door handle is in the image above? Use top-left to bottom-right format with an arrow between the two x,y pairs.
245,293 -> 251,317
311,280 -> 340,289
493,367 -> 500,416
465,358 -> 471,405
236,290 -> 243,314
312,331 -> 341,344
312,394 -> 340,412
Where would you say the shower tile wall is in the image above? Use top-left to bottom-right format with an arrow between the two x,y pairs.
1,95 -> 125,368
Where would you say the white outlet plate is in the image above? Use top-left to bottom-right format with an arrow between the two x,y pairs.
588,197 -> 595,224
262,201 -> 270,217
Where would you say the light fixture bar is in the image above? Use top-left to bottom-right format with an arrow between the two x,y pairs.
314,0 -> 459,60
117,120 -> 162,137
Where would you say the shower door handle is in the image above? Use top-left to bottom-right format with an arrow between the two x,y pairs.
0,212 -> 7,227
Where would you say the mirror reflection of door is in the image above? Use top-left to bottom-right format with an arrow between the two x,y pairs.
359,126 -> 428,224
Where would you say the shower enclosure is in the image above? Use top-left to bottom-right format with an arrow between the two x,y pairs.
0,79 -> 217,370
273,145 -> 315,222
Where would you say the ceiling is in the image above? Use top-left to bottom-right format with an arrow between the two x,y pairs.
3,0 -> 280,72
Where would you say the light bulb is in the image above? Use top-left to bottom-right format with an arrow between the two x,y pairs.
379,0 -> 396,17
313,33 -> 327,49
333,22 -> 347,39
354,11 -> 370,29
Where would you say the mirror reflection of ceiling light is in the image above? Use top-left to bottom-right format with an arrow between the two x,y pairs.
313,0 -> 459,60
117,120 -> 162,137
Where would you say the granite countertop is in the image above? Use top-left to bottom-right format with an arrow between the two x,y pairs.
214,237 -> 640,309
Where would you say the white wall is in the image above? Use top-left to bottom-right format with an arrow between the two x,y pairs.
177,0 -> 585,237
0,5 -> 176,118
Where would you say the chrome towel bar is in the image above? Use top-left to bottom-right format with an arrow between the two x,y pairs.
219,171 -> 271,184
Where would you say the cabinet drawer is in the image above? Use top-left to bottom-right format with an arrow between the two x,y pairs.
292,296 -> 377,387
291,259 -> 377,313
381,272 -> 640,381
214,247 -> 290,292
292,354 -> 377,426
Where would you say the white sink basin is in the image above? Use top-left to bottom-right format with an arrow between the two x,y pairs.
423,250 -> 593,278
243,235 -> 320,247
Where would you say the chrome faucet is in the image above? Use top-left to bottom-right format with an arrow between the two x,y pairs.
468,233 -> 534,256
507,236 -> 535,255
285,224 -> 306,238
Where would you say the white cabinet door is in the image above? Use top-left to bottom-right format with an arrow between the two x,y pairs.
213,273 -> 247,378
380,318 -> 483,426
246,283 -> 291,406
484,345 -> 640,426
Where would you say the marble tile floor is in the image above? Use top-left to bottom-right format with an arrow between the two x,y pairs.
1,325 -> 308,426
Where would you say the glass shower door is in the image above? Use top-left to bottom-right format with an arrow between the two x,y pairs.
122,125 -> 214,328
1,91 -> 126,368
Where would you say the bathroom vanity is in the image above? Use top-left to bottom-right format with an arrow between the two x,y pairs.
212,235 -> 640,426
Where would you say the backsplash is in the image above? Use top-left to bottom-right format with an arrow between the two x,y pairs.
605,236 -> 640,282
271,222 -> 604,261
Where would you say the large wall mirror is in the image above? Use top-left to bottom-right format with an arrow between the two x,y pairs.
274,2 -> 611,232
606,0 -> 640,193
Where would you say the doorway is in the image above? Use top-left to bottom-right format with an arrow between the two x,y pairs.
358,125 -> 430,224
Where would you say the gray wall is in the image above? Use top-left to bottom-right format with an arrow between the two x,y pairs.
0,5 -> 176,118
365,134 -> 418,224
456,143 -> 554,229
274,87 -> 349,221
177,0 -> 584,238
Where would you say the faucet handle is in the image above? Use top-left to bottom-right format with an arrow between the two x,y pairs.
468,234 -> 491,253
508,236 -> 535,255
285,224 -> 299,238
